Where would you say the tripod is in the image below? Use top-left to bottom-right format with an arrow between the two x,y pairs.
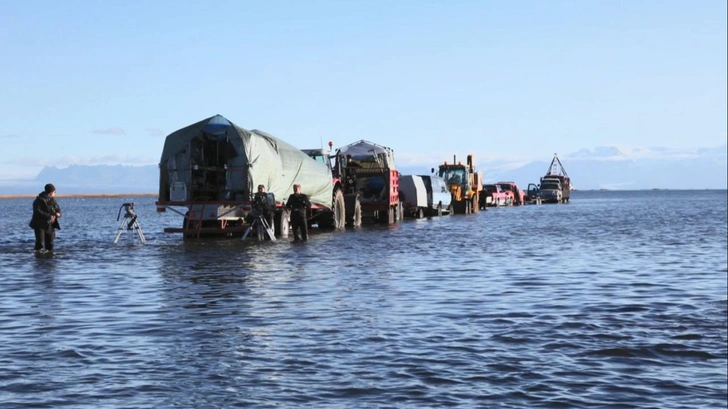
242,214 -> 276,242
114,203 -> 146,244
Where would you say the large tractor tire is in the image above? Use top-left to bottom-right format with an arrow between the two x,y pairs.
319,188 -> 346,229
332,188 -> 346,229
345,193 -> 362,227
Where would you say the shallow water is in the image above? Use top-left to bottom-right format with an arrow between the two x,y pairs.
0,190 -> 726,408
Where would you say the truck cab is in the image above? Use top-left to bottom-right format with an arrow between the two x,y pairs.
539,178 -> 563,203
420,174 -> 451,216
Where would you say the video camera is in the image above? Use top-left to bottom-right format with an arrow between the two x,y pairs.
253,193 -> 275,213
117,203 -> 138,229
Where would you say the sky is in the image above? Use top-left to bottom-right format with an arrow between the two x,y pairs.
0,0 -> 726,180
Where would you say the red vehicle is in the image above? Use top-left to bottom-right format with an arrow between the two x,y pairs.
496,181 -> 525,206
306,140 -> 402,225
480,184 -> 510,207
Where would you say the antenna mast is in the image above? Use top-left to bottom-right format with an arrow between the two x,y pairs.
546,153 -> 569,177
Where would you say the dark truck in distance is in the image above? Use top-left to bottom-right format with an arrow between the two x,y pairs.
540,153 -> 572,204
539,178 -> 565,203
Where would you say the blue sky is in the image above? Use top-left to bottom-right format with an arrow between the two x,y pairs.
1,0 -> 725,179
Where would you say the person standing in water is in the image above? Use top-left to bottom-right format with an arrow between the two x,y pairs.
29,183 -> 62,253
286,184 -> 311,242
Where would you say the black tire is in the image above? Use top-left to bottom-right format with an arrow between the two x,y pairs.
319,188 -> 346,229
345,194 -> 362,227
452,200 -> 466,214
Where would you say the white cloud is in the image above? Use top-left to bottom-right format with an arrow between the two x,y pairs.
91,127 -> 126,135
7,155 -> 156,168
565,145 -> 727,161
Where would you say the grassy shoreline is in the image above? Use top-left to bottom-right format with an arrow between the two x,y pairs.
0,193 -> 158,199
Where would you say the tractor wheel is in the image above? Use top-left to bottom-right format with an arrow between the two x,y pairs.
345,194 -> 362,227
333,188 -> 345,229
319,188 -> 347,229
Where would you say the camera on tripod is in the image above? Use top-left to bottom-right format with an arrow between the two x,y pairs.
253,193 -> 275,213
117,202 -> 137,229
114,202 -> 146,244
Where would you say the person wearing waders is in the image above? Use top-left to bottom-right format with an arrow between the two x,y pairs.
286,184 -> 311,242
29,183 -> 62,253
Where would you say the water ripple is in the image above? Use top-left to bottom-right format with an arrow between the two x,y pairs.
0,191 -> 725,408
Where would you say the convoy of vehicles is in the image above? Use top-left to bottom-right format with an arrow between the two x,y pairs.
156,115 -> 573,239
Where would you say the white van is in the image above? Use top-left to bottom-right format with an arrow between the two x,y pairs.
419,175 -> 451,216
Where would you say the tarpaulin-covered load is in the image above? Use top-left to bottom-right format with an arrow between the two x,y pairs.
159,114 -> 333,207
338,140 -> 396,169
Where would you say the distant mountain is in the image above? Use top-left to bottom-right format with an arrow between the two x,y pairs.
0,145 -> 724,195
490,145 -> 727,190
0,165 -> 158,195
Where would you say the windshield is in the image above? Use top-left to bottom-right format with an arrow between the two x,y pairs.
541,183 -> 560,190
439,168 -> 467,186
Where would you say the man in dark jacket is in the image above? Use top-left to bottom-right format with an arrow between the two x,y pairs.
29,183 -> 62,253
286,184 -> 311,242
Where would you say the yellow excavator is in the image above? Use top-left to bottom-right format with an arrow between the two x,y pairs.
436,155 -> 482,214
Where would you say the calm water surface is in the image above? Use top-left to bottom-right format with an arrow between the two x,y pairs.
0,190 -> 726,408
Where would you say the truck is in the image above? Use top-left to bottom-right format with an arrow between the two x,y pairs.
481,184 -> 510,207
496,182 -> 525,206
540,153 -> 572,203
305,140 -> 402,225
437,155 -> 482,214
419,174 -> 451,216
156,114 -> 346,239
336,140 -> 402,224
539,178 -> 564,203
